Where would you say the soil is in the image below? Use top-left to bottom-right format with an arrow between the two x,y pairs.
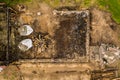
17,63 -> 92,80
0,65 -> 21,80
90,8 -> 120,46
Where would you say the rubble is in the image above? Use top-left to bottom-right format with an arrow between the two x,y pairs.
0,67 -> 3,72
18,39 -> 33,51
37,12 -> 41,16
18,25 -> 33,36
100,44 -> 120,64
91,43 -> 120,65
16,4 -> 26,12
0,66 -> 6,72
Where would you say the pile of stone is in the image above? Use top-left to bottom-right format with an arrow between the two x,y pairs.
99,44 -> 120,64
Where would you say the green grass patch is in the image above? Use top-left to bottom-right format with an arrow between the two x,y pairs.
0,0 -> 32,6
81,0 -> 91,8
43,0 -> 75,7
98,0 -> 120,24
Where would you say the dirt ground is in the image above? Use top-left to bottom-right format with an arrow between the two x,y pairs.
90,8 -> 120,46
0,63 -> 94,80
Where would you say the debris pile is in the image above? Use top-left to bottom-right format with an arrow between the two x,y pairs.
18,39 -> 33,51
18,25 -> 33,36
100,44 -> 120,64
91,43 -> 120,65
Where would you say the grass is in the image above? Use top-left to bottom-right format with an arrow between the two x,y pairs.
43,0 -> 75,7
42,0 -> 120,24
0,0 -> 31,6
41,0 -> 92,9
98,0 -> 120,24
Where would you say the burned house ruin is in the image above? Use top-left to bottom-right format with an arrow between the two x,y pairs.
16,10 -> 90,62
